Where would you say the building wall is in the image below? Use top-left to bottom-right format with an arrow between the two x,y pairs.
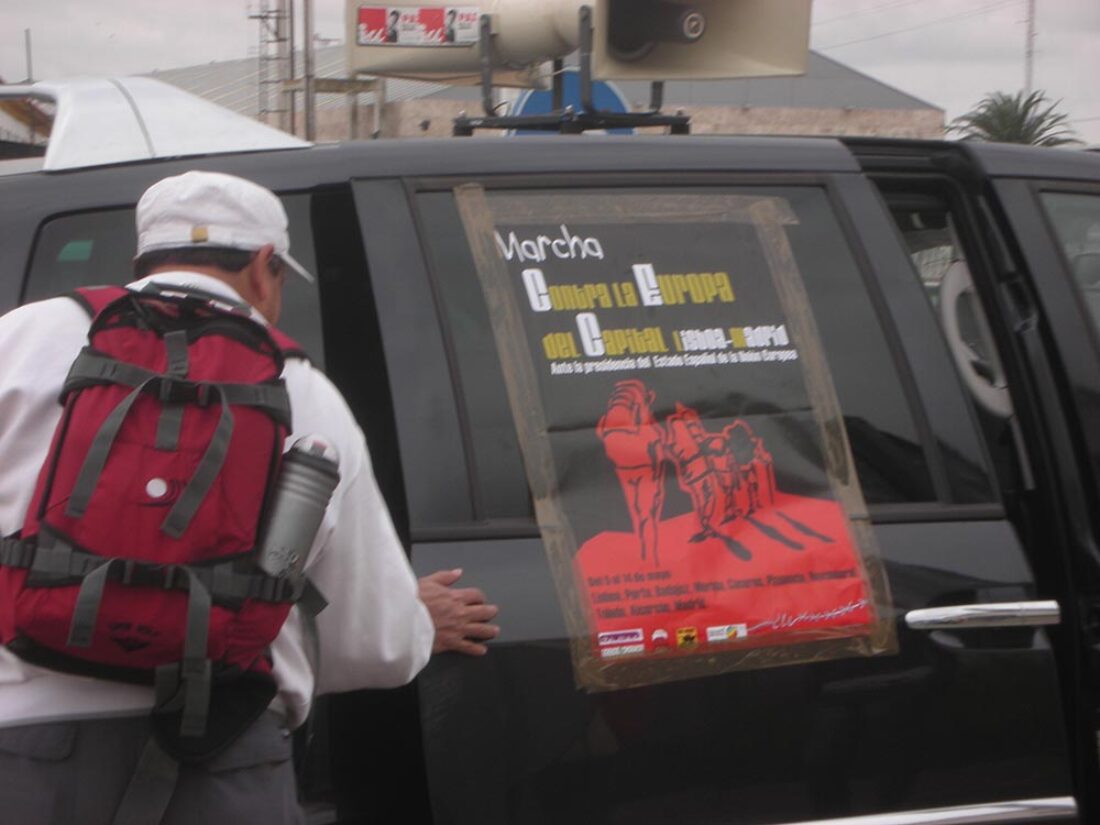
683,105 -> 944,139
311,99 -> 473,139
311,99 -> 944,141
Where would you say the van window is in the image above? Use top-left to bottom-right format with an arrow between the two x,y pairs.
24,197 -> 325,364
882,195 -> 1007,503
417,185 -> 939,522
1041,191 -> 1100,339
24,208 -> 136,303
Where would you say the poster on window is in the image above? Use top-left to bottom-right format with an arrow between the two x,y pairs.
455,187 -> 895,690
357,6 -> 479,46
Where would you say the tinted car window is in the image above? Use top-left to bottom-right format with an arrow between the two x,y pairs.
24,208 -> 137,304
882,196 -> 1004,504
24,197 -> 325,365
417,185 -> 939,520
1041,191 -> 1100,340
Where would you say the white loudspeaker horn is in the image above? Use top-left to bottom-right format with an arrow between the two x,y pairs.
345,0 -> 811,85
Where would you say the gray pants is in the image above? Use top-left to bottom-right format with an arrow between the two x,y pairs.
0,712 -> 304,825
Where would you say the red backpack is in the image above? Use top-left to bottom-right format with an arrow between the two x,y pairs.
0,284 -> 324,758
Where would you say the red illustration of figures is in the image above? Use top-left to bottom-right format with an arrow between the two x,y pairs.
596,380 -> 666,566
665,404 -> 753,560
722,420 -> 776,517
664,404 -> 727,538
597,380 -> 820,566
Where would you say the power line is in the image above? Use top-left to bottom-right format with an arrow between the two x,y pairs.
820,0 -> 1021,49
818,0 -> 1022,50
814,0 -> 930,28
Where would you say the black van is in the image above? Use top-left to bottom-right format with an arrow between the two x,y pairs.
2,131 -> 1099,825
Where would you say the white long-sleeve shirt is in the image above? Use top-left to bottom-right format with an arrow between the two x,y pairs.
0,272 -> 434,729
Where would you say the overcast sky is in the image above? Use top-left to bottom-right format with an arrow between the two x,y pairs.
1,0 -> 1097,142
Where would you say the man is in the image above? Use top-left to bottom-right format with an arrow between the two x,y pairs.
385,8 -> 400,43
596,380 -> 666,566
0,171 -> 496,823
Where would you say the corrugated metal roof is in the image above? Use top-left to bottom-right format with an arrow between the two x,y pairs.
148,45 -> 941,118
0,113 -> 30,144
147,45 -> 449,117
430,52 -> 941,112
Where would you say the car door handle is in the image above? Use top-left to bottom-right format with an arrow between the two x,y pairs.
905,600 -> 1060,630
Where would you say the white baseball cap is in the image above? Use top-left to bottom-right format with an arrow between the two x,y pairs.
135,170 -> 314,283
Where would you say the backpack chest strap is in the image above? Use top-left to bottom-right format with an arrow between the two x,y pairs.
63,349 -> 291,425
157,330 -> 190,451
20,541 -> 305,604
0,536 -> 34,568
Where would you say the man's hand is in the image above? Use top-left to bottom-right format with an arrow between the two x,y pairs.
418,568 -> 500,656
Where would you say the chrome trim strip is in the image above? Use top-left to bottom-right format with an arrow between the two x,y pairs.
905,600 -> 1060,630
776,796 -> 1076,825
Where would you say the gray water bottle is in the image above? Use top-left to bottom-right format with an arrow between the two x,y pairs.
257,435 -> 341,581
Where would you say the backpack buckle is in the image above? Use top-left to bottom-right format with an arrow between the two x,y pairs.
156,378 -> 212,406
158,377 -> 185,403
121,559 -> 137,585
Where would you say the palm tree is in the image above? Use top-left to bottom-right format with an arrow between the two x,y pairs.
950,91 -> 1079,147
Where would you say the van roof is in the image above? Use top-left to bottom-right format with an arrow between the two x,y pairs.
0,77 -> 308,173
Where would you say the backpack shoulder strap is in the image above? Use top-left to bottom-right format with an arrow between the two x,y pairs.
69,283 -> 309,362
67,286 -> 130,320
129,280 -> 309,362
266,327 -> 309,363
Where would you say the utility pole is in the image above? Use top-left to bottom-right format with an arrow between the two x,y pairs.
24,29 -> 34,143
249,1 -> 294,132
284,0 -> 296,135
258,0 -> 376,140
303,0 -> 316,140
24,29 -> 33,83
1024,0 -> 1036,96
